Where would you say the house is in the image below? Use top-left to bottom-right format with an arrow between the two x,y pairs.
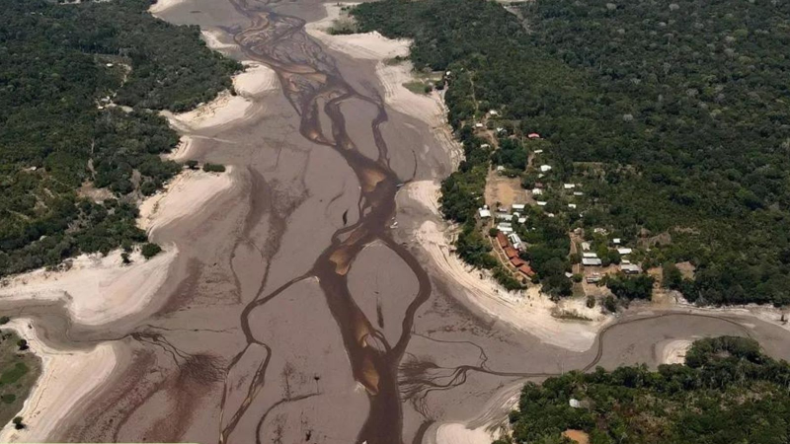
496,232 -> 508,248
613,238 -> 621,245
518,264 -> 535,277
533,149 -> 544,154
496,165 -> 505,172
586,273 -> 602,283
527,133 -> 541,139
563,183 -> 576,189
510,257 -> 525,267
478,208 -> 491,218
504,247 -> 519,259
621,263 -> 641,274
496,214 -> 514,222
581,242 -> 591,251
540,165 -> 552,172
582,252 -> 598,259
617,247 -> 632,255
489,110 -> 499,116
593,228 -> 608,235
496,127 -> 505,133
582,258 -> 603,266
512,204 -> 526,211
573,191 -> 584,196
568,204 -> 577,209
517,217 -> 527,224
532,188 -> 543,196
509,233 -> 523,249
481,143 -> 490,148
497,225 -> 514,234
475,123 -> 484,128
537,201 -> 547,206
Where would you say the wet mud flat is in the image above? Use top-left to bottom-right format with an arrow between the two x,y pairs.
4,0 -> 788,443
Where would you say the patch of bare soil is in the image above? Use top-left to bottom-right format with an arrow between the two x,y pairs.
484,170 -> 529,208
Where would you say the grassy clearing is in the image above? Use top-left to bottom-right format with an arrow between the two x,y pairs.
402,80 -> 432,94
0,328 -> 41,429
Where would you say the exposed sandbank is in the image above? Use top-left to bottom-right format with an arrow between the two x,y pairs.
660,339 -> 692,365
0,249 -> 176,326
137,167 -> 238,235
148,0 -> 187,16
307,3 -> 461,165
0,319 -> 118,443
403,180 -> 611,352
160,62 -> 277,133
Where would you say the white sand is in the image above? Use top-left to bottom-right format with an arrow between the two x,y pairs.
161,91 -> 256,132
234,61 -> 280,98
137,167 -> 237,235
0,319 -> 118,443
0,249 -> 177,326
167,135 -> 195,162
160,63 -> 277,133
201,28 -> 237,52
435,423 -> 494,444
660,339 -> 692,365
403,181 -> 611,352
148,0 -> 187,15
430,383 -> 520,444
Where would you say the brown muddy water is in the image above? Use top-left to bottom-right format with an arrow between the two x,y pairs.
7,1 -> 790,443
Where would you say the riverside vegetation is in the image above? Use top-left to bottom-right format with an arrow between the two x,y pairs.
0,320 -> 40,431
498,336 -> 790,444
0,0 -> 240,278
351,0 -> 790,306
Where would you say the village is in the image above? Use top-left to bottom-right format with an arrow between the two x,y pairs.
472,110 -> 648,302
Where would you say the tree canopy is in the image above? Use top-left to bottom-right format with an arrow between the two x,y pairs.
500,336 -> 790,444
0,0 -> 240,277
352,0 -> 790,305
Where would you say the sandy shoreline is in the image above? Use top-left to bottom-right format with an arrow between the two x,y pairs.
138,167 -> 238,235
403,180 -> 611,352
0,319 -> 118,443
307,3 -> 461,165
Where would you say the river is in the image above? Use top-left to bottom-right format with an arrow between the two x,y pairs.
7,0 -> 790,443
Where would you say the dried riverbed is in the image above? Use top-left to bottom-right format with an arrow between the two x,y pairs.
2,1 -> 790,443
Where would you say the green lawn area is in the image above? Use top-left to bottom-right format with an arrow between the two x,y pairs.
0,328 -> 41,429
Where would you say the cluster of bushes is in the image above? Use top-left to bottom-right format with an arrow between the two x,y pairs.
500,336 -> 790,444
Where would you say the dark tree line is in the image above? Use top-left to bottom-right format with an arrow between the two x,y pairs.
499,336 -> 790,444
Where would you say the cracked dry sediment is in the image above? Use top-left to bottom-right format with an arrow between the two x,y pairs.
3,1 -> 790,444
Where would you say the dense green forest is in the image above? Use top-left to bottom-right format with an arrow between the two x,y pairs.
0,0 -> 239,277
498,336 -> 790,444
352,0 -> 790,306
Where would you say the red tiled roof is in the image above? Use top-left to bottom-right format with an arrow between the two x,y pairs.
518,265 -> 535,277
504,247 -> 519,259
496,232 -> 508,248
510,257 -> 525,267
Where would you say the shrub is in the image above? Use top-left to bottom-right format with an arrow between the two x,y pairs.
141,243 -> 162,259
203,163 -> 226,173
